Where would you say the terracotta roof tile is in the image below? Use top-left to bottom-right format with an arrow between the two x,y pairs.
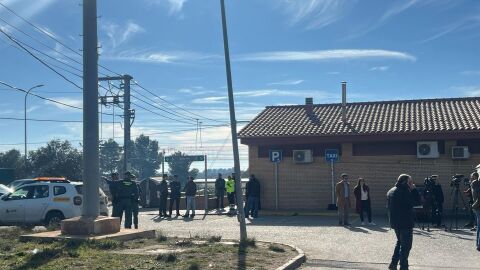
238,97 -> 480,138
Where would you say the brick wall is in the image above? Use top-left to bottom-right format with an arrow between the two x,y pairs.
248,142 -> 479,212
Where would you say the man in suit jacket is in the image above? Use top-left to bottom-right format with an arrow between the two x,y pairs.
336,173 -> 352,226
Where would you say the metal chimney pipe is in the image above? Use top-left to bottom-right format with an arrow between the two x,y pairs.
342,82 -> 347,123
305,97 -> 313,116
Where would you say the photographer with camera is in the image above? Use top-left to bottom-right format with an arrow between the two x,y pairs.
464,173 -> 478,230
423,175 -> 444,228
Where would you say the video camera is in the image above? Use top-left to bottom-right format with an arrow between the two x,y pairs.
450,174 -> 470,188
424,175 -> 438,191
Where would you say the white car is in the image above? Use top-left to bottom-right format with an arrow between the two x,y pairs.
0,178 -> 109,228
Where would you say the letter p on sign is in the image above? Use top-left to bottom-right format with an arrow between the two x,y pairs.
269,150 -> 282,162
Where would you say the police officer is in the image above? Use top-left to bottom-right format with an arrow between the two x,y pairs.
118,171 -> 138,229
157,174 -> 169,217
106,172 -> 121,219
131,174 -> 141,229
226,175 -> 236,214
168,175 -> 181,217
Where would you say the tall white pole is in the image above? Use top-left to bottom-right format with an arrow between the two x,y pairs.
220,0 -> 247,241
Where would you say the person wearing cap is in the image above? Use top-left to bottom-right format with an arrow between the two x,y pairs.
336,173 -> 352,226
168,175 -> 181,217
117,171 -> 138,229
183,176 -> 197,218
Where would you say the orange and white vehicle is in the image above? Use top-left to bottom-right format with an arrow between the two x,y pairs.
0,178 -> 108,228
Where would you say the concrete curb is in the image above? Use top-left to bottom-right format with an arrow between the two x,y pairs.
266,241 -> 306,270
218,238 -> 306,269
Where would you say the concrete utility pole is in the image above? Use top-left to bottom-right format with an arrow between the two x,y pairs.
220,0 -> 247,241
98,75 -> 133,174
82,0 -> 100,217
123,75 -> 132,174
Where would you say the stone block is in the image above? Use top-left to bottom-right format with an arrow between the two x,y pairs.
61,216 -> 120,236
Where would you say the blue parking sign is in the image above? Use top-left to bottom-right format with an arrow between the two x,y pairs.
269,150 -> 283,162
325,149 -> 339,162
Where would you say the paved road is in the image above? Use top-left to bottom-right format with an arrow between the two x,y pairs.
130,209 -> 478,270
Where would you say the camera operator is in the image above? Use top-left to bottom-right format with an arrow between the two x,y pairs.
464,173 -> 478,230
423,176 -> 444,227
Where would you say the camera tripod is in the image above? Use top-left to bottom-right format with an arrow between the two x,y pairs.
449,184 -> 469,231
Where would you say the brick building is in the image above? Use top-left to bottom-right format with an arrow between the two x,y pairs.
238,91 -> 480,212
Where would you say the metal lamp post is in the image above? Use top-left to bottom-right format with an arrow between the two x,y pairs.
0,81 -> 44,173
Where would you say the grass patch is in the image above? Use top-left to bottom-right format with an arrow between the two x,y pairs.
268,244 -> 285,253
187,261 -> 200,270
156,253 -> 177,263
207,235 -> 222,243
239,237 -> 256,249
174,239 -> 193,247
156,230 -> 168,242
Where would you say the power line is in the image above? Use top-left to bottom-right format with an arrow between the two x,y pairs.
0,116 -> 82,123
133,81 -> 229,125
0,2 -> 118,77
0,27 -> 82,89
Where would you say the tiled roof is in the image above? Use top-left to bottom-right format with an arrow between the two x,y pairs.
238,97 -> 480,138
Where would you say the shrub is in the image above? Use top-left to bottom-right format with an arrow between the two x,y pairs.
207,235 -> 222,243
268,244 -> 285,253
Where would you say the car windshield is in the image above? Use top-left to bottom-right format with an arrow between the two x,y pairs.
9,179 -> 35,189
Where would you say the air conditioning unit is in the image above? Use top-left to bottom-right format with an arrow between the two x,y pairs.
293,150 -> 313,164
417,141 -> 439,158
452,146 -> 469,159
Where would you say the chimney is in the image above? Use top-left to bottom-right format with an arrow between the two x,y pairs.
341,81 -> 347,123
305,97 -> 313,116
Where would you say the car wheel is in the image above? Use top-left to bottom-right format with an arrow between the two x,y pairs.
45,211 -> 64,230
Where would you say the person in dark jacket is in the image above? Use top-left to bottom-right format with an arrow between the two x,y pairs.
423,176 -> 444,227
354,177 -> 375,225
106,172 -> 121,219
131,174 -> 141,229
168,175 -> 181,217
215,173 -> 226,211
157,174 -> 169,217
183,176 -> 197,218
387,174 -> 421,270
244,174 -> 261,218
118,171 -> 139,229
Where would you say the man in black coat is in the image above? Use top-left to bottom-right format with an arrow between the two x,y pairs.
245,174 -> 261,218
157,174 -> 169,217
168,175 -> 181,217
215,173 -> 226,211
387,174 -> 421,270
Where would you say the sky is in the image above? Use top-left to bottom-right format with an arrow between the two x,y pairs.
0,0 -> 479,171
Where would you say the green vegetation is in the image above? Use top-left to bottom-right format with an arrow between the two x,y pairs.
0,228 -> 296,270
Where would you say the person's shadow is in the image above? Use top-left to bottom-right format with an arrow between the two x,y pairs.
345,226 -> 370,233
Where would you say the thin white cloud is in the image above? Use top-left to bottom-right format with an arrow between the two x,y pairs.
238,49 -> 416,62
192,96 -> 228,104
421,15 -> 480,43
102,49 -> 219,64
44,97 -> 82,111
235,89 -> 336,99
461,70 -> 480,76
145,0 -> 188,15
101,21 -> 145,49
370,66 -> 390,71
268,80 -> 304,86
345,0 -> 434,39
277,0 -> 354,30
451,86 -> 480,97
